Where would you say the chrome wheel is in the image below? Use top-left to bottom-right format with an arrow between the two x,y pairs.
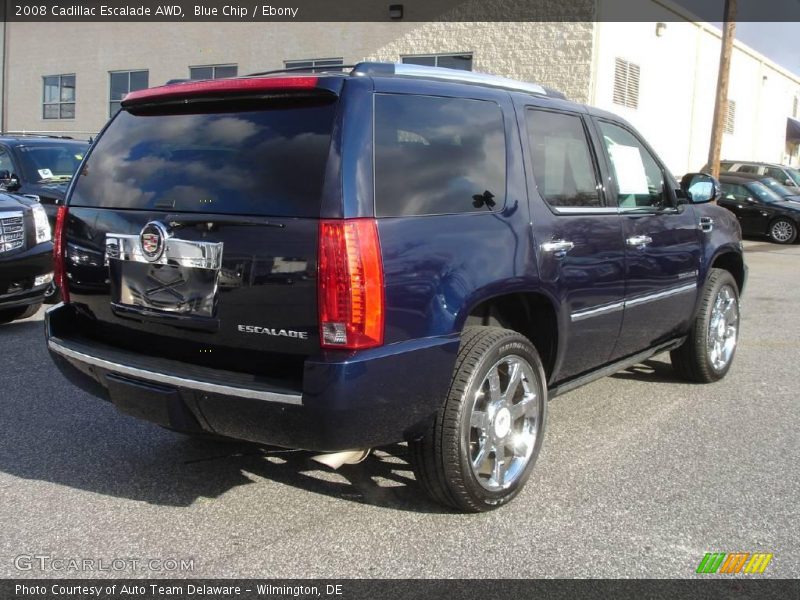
770,220 -> 794,243
467,355 -> 541,491
707,284 -> 738,372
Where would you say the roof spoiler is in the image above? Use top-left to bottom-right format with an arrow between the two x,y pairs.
121,76 -> 331,106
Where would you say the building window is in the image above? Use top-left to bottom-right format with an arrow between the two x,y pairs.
724,100 -> 736,135
43,74 -> 75,120
189,64 -> 238,80
793,96 -> 798,118
401,53 -> 473,71
284,58 -> 343,73
612,58 -> 640,109
109,70 -> 149,116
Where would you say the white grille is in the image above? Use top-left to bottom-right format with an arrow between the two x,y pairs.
0,211 -> 25,253
613,58 -> 640,110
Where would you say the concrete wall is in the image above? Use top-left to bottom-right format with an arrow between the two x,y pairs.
365,21 -> 595,104
592,0 -> 800,174
1,20 -> 594,137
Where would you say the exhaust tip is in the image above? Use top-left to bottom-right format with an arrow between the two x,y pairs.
311,449 -> 371,470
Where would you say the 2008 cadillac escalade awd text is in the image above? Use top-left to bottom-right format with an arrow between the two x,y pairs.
46,63 -> 745,512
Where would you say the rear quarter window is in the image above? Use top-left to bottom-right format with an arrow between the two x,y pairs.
373,94 -> 506,217
69,99 -> 337,218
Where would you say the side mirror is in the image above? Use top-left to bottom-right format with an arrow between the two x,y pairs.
680,172 -> 720,204
0,170 -> 20,191
786,179 -> 794,187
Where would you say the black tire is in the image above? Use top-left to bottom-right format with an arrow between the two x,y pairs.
409,326 -> 547,512
767,217 -> 797,244
670,269 -> 739,383
0,302 -> 42,324
43,283 -> 61,304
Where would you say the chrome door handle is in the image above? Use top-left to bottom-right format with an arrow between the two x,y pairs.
699,216 -> 714,233
541,240 -> 575,258
626,235 -> 652,249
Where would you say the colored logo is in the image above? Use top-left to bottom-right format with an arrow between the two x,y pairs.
140,221 -> 169,262
696,552 -> 773,574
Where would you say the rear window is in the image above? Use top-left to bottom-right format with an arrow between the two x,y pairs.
69,99 -> 337,217
373,94 -> 506,217
746,181 -> 782,203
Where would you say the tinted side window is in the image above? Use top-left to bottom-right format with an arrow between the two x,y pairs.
374,94 -> 506,217
738,164 -> 759,174
525,109 -> 601,208
721,183 -> 742,200
598,121 -> 666,210
0,149 -> 13,173
765,167 -> 786,181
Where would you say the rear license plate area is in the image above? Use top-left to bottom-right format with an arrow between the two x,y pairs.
110,261 -> 218,317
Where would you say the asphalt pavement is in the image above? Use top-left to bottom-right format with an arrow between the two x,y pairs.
1,239 -> 798,579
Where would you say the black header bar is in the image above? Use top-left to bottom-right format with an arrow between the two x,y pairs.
5,579 -> 800,600
1,0 -> 800,22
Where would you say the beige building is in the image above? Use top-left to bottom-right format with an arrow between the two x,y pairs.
1,1 -> 798,174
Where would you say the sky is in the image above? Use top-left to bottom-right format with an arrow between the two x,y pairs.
673,0 -> 800,76
732,22 -> 800,76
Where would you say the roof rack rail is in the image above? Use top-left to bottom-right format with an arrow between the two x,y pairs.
0,131 -> 75,139
350,62 -> 565,99
246,65 -> 356,77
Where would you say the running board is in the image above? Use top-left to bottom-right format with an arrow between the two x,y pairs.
549,337 -> 686,397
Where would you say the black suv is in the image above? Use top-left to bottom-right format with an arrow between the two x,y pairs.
46,64 -> 745,511
0,192 -> 53,322
0,135 -> 90,226
0,135 -> 90,302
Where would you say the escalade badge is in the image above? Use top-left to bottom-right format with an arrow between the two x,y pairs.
140,221 -> 169,262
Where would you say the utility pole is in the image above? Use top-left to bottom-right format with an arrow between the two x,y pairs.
707,0 -> 737,178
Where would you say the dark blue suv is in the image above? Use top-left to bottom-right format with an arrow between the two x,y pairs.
45,63 -> 745,511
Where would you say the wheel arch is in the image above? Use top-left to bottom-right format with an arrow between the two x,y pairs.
709,248 -> 746,294
460,291 -> 560,381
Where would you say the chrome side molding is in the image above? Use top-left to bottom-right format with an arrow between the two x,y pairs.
570,282 -> 697,322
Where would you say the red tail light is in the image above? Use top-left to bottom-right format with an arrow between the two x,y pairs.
318,219 -> 384,350
53,205 -> 69,303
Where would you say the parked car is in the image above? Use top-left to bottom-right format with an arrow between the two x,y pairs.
704,160 -> 800,193
718,172 -> 800,201
0,135 -> 90,301
45,63 -> 745,512
0,192 -> 53,323
0,135 -> 90,225
718,173 -> 800,244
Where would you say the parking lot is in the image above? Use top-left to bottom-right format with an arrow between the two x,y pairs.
1,238 -> 798,579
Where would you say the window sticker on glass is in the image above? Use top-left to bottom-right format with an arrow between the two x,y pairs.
607,144 -> 648,195
37,168 -> 54,179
